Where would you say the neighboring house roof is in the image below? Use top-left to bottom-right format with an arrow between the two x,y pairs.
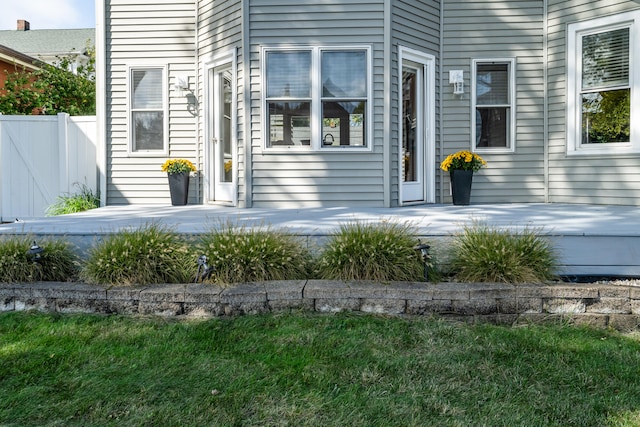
0,27 -> 94,63
0,44 -> 43,71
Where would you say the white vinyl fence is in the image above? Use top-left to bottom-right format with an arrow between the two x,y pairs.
0,113 -> 97,221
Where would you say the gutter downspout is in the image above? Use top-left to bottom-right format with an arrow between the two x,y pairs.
96,0 -> 107,206
439,0 -> 445,203
195,0 -> 201,204
543,0 -> 549,203
383,0 -> 391,207
242,0 -> 252,207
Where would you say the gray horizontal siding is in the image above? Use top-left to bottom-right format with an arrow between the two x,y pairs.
547,0 -> 640,206
441,0 -> 545,204
198,0 -> 242,53
247,0 -> 386,208
106,0 -> 197,205
103,0 -> 640,208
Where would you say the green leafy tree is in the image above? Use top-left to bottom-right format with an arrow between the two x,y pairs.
582,89 -> 630,143
0,44 -> 95,116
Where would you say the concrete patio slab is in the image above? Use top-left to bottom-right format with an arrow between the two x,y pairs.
1,203 -> 639,276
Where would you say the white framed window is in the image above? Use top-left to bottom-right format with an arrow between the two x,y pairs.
567,10 -> 640,155
262,46 -> 371,151
472,58 -> 516,153
129,66 -> 167,154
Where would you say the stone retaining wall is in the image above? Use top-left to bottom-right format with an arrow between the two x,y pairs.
2,281 -> 640,330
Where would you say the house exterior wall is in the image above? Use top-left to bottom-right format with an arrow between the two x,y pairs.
105,0 -> 197,205
0,59 -> 13,92
246,0 -> 387,208
391,0 -> 440,204
547,0 -> 640,206
100,0 -> 640,208
441,0 -> 546,204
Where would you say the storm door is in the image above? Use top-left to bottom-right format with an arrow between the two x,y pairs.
207,61 -> 235,203
399,48 -> 435,204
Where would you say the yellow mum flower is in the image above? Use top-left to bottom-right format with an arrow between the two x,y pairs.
440,150 -> 487,172
161,159 -> 197,174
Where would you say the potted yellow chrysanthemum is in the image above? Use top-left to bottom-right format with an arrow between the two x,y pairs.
161,159 -> 197,206
440,150 -> 486,205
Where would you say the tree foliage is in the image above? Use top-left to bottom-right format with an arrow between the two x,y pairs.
582,89 -> 630,144
0,45 -> 95,116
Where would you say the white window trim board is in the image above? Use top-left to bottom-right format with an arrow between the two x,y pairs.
260,45 -> 373,153
566,10 -> 640,156
127,64 -> 169,156
471,57 -> 517,154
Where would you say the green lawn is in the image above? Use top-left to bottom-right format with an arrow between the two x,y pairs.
1,311 -> 640,426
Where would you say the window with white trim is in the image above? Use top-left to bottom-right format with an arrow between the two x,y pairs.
129,67 -> 166,152
263,47 -> 370,150
567,11 -> 640,154
472,59 -> 515,152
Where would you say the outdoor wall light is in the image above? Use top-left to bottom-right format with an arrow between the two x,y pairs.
449,70 -> 464,95
174,74 -> 198,116
195,254 -> 214,283
27,241 -> 44,263
174,75 -> 189,97
413,240 -> 432,281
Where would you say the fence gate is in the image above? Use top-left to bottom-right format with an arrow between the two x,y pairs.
0,114 -> 97,221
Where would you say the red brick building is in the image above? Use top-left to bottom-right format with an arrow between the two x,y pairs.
0,44 -> 41,93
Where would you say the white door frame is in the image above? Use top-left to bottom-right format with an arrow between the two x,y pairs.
203,49 -> 237,205
398,46 -> 435,205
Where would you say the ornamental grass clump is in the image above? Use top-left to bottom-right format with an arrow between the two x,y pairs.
448,221 -> 558,283
81,223 -> 195,286
0,236 -> 79,282
197,222 -> 311,284
315,220 -> 425,282
46,183 -> 100,216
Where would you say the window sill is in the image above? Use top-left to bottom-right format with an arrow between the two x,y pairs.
566,148 -> 640,157
263,146 -> 371,153
474,147 -> 514,154
128,150 -> 168,157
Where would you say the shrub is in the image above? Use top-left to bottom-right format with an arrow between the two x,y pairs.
46,183 -> 100,216
197,222 -> 311,284
315,220 -> 425,282
448,221 -> 558,283
81,223 -> 195,285
0,236 -> 79,282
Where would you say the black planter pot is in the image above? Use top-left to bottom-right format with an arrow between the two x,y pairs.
450,169 -> 473,205
167,172 -> 189,206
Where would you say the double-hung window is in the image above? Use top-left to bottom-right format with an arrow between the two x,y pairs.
472,59 -> 515,152
567,11 -> 640,154
129,66 -> 167,153
264,47 -> 370,150
265,51 -> 312,147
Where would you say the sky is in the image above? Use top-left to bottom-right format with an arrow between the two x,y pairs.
0,0 -> 95,30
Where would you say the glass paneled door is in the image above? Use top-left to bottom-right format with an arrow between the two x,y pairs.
401,62 -> 424,202
399,48 -> 434,205
208,63 -> 234,203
